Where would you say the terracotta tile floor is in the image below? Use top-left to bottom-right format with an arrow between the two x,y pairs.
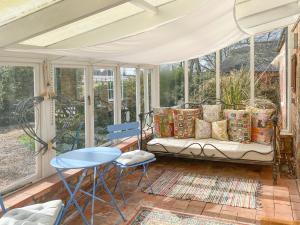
64,157 -> 299,225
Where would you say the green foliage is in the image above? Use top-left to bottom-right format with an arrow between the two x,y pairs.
122,76 -> 137,121
160,64 -> 184,107
18,134 -> 35,151
0,66 -> 34,126
221,68 -> 250,105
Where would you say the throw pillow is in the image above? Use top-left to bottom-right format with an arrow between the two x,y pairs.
202,104 -> 222,122
211,120 -> 229,141
223,109 -> 251,143
173,108 -> 201,138
153,107 -> 175,137
154,114 -> 174,137
195,119 -> 211,139
247,106 -> 275,145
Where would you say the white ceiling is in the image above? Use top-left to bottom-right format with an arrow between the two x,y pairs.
0,0 -> 299,65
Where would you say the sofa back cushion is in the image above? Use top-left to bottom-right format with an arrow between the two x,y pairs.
153,107 -> 174,137
223,109 -> 251,143
173,108 -> 202,138
195,119 -> 211,139
202,104 -> 222,122
211,120 -> 229,141
247,107 -> 275,145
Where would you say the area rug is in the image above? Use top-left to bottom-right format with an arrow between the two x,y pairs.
144,170 -> 261,209
127,207 -> 254,225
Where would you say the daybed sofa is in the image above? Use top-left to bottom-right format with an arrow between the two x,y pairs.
139,99 -> 279,184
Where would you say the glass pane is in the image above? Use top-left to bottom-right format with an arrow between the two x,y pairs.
121,67 -> 136,122
160,63 -> 184,107
21,2 -> 143,47
0,65 -> 36,191
254,28 -> 283,108
93,69 -> 114,145
221,38 -> 250,105
188,53 -> 216,102
54,68 -> 85,153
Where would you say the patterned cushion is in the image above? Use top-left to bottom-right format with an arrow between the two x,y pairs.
195,119 -> 211,139
173,108 -> 201,139
0,200 -> 63,225
153,107 -> 174,137
223,109 -> 251,143
115,150 -> 155,166
202,105 -> 222,122
211,120 -> 229,141
247,107 -> 275,145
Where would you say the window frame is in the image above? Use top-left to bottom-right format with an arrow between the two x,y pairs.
0,61 -> 42,193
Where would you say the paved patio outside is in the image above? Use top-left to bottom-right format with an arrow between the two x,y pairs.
64,157 -> 300,225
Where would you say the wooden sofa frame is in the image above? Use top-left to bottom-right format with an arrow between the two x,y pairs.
139,98 -> 280,184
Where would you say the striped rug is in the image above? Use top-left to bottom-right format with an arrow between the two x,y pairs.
144,170 -> 261,209
128,207 -> 255,225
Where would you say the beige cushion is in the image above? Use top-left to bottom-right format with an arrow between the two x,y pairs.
147,137 -> 273,162
0,200 -> 63,225
195,119 -> 211,139
202,105 -> 222,122
115,150 -> 155,166
212,120 -> 229,141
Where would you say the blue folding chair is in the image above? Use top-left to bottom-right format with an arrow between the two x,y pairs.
107,122 -> 156,203
0,194 -> 64,225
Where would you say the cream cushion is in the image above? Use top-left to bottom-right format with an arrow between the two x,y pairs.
0,200 -> 63,225
147,137 -> 273,162
115,150 -> 155,166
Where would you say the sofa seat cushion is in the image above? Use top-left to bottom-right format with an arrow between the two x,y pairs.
115,150 -> 155,166
0,200 -> 63,225
147,138 -> 273,162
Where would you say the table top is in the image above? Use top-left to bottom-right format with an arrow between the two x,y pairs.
50,147 -> 121,169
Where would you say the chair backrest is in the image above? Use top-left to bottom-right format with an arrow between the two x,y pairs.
0,194 -> 7,214
107,122 -> 140,149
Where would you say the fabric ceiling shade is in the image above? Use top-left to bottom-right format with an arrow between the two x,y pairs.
1,0 -> 299,64
235,0 -> 300,35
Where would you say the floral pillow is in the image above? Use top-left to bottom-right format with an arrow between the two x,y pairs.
153,107 -> 174,137
211,120 -> 229,141
202,104 -> 222,122
195,119 -> 211,139
173,108 -> 202,139
247,106 -> 275,145
223,109 -> 251,143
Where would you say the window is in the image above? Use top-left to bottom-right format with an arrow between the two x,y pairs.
0,65 -> 37,192
220,38 -> 250,105
121,67 -> 136,122
160,63 -> 184,107
188,53 -> 216,102
54,67 -> 85,153
254,28 -> 284,109
93,68 -> 114,145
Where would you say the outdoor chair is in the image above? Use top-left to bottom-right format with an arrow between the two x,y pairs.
107,122 -> 156,203
0,194 -> 64,225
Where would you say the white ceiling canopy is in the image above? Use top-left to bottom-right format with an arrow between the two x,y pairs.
1,0 -> 298,65
235,0 -> 300,35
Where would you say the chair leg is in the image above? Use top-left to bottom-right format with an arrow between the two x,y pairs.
137,168 -> 145,186
114,167 -> 126,205
142,163 -> 154,193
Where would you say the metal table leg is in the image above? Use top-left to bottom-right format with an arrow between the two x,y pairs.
57,168 -> 90,225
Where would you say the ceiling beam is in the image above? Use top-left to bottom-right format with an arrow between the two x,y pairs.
30,0 -> 202,49
0,0 -> 130,48
238,2 -> 300,28
130,0 -> 158,14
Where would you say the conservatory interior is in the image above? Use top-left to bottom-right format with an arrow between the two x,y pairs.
1,0 -> 300,225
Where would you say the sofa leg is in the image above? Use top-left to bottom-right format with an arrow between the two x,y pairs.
272,163 -> 279,185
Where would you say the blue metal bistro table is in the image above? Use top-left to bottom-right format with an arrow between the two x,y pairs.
50,147 -> 125,225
